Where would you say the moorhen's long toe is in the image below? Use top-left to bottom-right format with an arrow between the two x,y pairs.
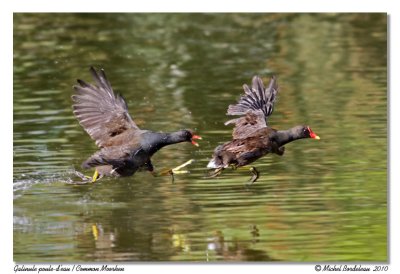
207,75 -> 319,183
71,67 -> 201,183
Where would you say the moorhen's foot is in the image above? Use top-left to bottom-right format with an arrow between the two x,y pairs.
66,170 -> 92,184
67,179 -> 93,185
159,159 -> 195,182
68,169 -> 102,185
73,170 -> 91,180
248,167 -> 260,184
171,159 -> 194,174
206,167 -> 224,178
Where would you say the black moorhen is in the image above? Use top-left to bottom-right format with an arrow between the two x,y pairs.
207,75 -> 319,183
72,67 -> 201,182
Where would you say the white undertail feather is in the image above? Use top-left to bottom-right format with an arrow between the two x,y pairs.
207,159 -> 219,169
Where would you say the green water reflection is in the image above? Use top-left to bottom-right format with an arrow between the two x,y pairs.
13,13 -> 387,262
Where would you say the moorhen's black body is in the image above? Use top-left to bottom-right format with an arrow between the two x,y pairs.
207,75 -> 319,183
72,67 -> 201,182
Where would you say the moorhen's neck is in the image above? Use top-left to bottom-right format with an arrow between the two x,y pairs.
274,126 -> 306,147
144,131 -> 189,154
162,131 -> 189,146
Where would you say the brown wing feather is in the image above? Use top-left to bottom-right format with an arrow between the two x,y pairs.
82,145 -> 136,168
225,76 -> 278,139
224,128 -> 272,155
224,110 -> 266,139
72,67 -> 140,148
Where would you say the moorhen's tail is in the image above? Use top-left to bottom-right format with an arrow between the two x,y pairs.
206,159 -> 220,169
207,144 -> 229,169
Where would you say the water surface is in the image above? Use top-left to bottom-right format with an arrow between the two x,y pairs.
13,13 -> 387,262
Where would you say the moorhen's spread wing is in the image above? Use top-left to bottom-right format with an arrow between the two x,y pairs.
224,76 -> 278,139
72,67 -> 140,148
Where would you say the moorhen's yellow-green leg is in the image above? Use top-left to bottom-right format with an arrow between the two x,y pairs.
248,167 -> 260,184
92,224 -> 99,241
91,169 -> 100,183
71,170 -> 101,184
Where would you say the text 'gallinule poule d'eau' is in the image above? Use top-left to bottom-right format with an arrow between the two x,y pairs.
207,75 -> 319,183
72,67 -> 201,183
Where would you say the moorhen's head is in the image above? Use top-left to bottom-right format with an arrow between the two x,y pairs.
299,125 -> 320,140
179,130 -> 202,147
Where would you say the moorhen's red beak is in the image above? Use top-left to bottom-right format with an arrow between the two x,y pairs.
191,135 -> 202,147
308,127 -> 320,140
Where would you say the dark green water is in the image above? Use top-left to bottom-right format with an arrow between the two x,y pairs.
13,13 -> 387,262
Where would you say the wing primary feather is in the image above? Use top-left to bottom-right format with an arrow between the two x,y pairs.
225,75 -> 278,138
72,67 -> 140,148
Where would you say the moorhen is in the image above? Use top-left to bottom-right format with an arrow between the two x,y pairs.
72,67 -> 201,183
207,75 -> 320,183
